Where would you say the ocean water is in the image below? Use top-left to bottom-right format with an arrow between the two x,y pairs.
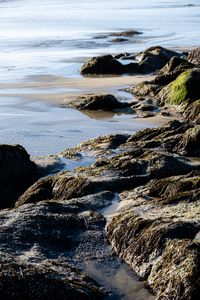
0,0 -> 199,155
0,0 -> 199,81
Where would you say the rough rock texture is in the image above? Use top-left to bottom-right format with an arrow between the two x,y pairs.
16,121 -> 198,207
0,144 -> 37,209
157,68 -> 200,106
0,196 -> 112,299
130,56 -> 193,98
188,47 -> 200,66
184,100 -> 200,123
61,93 -> 132,112
106,171 -> 200,299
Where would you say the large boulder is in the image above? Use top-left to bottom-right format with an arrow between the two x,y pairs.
0,144 -> 37,208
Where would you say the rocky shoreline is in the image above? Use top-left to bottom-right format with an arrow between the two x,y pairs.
0,46 -> 199,299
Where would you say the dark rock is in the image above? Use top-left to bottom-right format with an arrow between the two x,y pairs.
136,46 -> 181,72
0,144 -> 37,209
111,30 -> 142,37
0,200 -> 108,299
188,47 -> 200,66
61,93 -> 132,112
175,125 -> 200,156
80,55 -> 123,75
154,56 -> 194,86
184,100 -> 200,123
111,38 -> 129,43
0,259 -> 105,300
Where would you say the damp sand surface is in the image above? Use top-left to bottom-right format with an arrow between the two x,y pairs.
0,74 -> 175,156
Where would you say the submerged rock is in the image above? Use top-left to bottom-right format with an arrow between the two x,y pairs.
0,144 -> 37,209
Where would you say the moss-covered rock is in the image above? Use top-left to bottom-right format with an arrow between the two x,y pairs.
157,68 -> 200,106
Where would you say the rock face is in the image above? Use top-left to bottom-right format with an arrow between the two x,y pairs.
188,47 -> 200,66
0,144 -> 38,209
106,171 -> 200,299
0,196 -> 111,299
184,100 -> 200,123
61,93 -> 132,112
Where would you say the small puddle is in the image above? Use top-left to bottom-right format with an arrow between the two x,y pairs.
83,258 -> 154,300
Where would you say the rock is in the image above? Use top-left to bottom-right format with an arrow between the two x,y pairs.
129,56 -> 193,98
175,125 -> 200,156
17,146 -> 196,207
154,56 -> 194,86
111,30 -> 142,37
188,47 -> 200,66
157,68 -> 200,106
61,133 -> 130,159
184,99 -> 200,123
80,55 -> 123,75
0,144 -> 37,209
129,81 -> 161,97
106,172 -> 200,299
0,259 -> 105,300
61,93 -> 132,112
0,199 -> 109,299
136,46 -> 181,72
111,38 -> 129,43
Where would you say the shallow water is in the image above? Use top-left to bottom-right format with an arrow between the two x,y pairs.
0,0 -> 199,82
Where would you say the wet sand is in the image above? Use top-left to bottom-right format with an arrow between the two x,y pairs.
0,74 -> 175,156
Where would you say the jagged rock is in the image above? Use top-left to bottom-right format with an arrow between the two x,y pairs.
154,56 -> 194,85
0,259 -> 104,300
175,125 -> 200,156
188,47 -> 200,66
17,148 -> 196,207
106,172 -> 200,299
157,68 -> 200,106
130,56 -> 193,98
61,93 -> 132,112
61,133 -> 130,159
184,100 -> 200,123
136,46 -> 181,72
0,144 -> 37,209
0,199 -> 109,299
